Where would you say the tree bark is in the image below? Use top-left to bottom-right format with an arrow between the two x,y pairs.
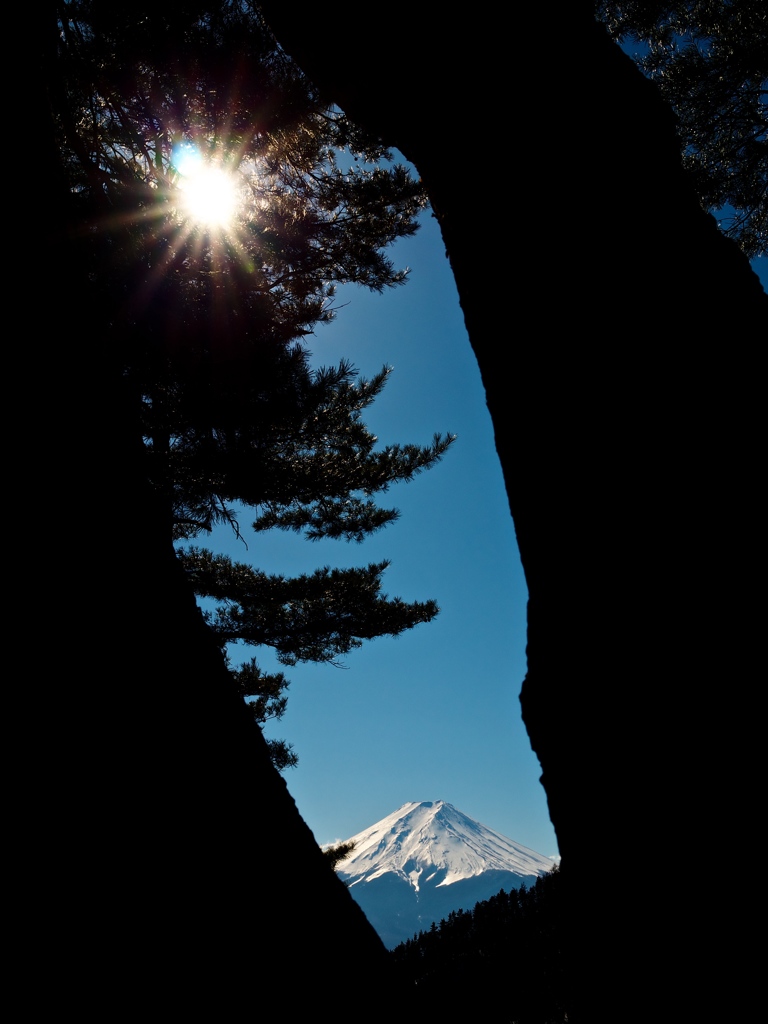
256,4 -> 766,1018
22,12 -> 392,1010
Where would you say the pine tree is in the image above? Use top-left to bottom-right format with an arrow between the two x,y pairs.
322,841 -> 356,871
391,868 -> 567,1019
148,360 -> 453,544
172,360 -> 453,772
53,1 -> 445,539
52,1 -> 453,769
230,658 -> 297,770
181,548 -> 442,666
595,1 -> 768,257
54,1 -> 428,368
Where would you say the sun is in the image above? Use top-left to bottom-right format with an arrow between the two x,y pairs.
174,145 -> 239,229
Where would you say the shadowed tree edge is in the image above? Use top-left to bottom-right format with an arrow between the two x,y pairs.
254,2 -> 766,1019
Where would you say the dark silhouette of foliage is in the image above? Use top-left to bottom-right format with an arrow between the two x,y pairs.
181,548 -> 440,664
148,360 -> 453,545
391,867 -> 568,1022
595,1 -> 768,257
53,0 -> 437,535
230,658 -> 297,770
171,362 -> 452,771
52,1 -> 453,771
322,841 -> 356,870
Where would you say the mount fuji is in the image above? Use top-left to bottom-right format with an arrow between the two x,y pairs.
333,800 -> 554,949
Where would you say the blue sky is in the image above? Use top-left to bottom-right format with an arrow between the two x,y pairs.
204,185 -> 766,859
202,198 -> 559,858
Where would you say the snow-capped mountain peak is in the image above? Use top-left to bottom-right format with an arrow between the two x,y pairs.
336,800 -> 552,891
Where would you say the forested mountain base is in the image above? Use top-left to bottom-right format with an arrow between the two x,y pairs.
392,870 -> 568,1022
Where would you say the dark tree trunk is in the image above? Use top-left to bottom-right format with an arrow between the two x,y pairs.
256,4 -> 766,1019
21,11 -> 392,1011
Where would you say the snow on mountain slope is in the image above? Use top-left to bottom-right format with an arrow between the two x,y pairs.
331,801 -> 554,948
336,800 -> 552,890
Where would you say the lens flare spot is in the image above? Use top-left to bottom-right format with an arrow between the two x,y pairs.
175,146 -> 238,228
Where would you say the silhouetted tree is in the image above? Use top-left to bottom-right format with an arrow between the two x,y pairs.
230,658 -> 297,770
391,867 -> 567,1021
595,0 -> 768,256
51,1 -> 453,769
169,359 -> 452,771
181,547 -> 441,664
322,841 -> 356,870
53,1 -> 434,529
148,360 -> 453,545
